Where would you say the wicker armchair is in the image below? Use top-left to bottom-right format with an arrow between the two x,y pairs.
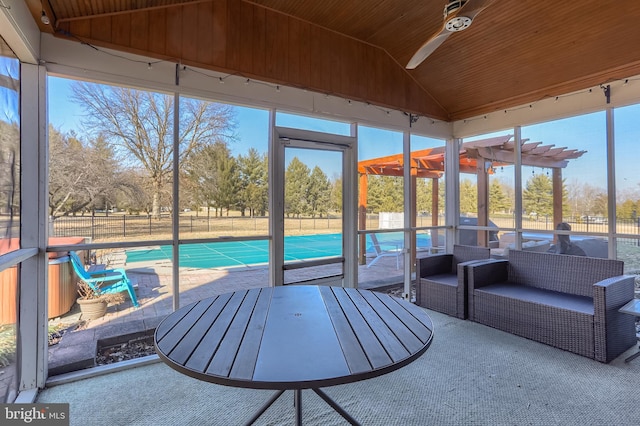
415,245 -> 491,319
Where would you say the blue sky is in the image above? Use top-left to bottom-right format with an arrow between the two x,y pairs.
48,76 -> 351,176
48,76 -> 403,178
0,57 -> 19,124
45,76 -> 640,193
462,110 -> 640,194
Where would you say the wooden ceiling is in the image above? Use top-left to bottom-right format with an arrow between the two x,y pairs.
25,0 -> 640,121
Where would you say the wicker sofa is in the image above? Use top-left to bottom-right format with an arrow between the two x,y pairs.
467,250 -> 636,363
416,245 -> 491,319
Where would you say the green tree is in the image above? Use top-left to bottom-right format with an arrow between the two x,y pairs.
185,141 -> 238,216
416,177 -> 445,216
213,149 -> 239,216
237,148 -> 268,217
365,175 -> 382,213
416,178 -> 433,214
367,175 -> 403,213
307,166 -> 331,218
489,179 -> 510,214
285,157 -> 310,218
459,178 -> 477,215
330,178 -> 342,213
523,173 -> 553,218
617,199 -> 636,220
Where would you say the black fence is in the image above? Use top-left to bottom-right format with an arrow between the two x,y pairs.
43,214 -> 640,244
49,214 -> 344,240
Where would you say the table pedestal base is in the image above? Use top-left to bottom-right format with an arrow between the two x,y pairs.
244,388 -> 361,426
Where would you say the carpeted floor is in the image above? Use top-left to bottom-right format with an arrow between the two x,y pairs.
37,309 -> 640,426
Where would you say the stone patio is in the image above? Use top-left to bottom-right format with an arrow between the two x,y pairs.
47,255 -> 406,376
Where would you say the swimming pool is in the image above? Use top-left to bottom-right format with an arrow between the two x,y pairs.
125,232 -> 432,269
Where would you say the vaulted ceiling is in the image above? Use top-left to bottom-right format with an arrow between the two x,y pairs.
25,0 -> 640,122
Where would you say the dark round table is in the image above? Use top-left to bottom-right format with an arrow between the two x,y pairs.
154,285 -> 434,425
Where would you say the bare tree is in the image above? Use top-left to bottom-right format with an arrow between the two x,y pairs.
71,82 -> 236,218
566,180 -> 606,218
0,120 -> 19,241
114,168 -> 153,214
49,127 -> 119,217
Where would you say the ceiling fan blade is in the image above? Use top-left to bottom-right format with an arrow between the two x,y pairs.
406,0 -> 498,69
406,30 -> 452,70
461,0 -> 496,20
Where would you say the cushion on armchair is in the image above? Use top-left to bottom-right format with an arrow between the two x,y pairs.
416,244 -> 491,319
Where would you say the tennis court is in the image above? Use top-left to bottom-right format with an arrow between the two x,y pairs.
126,232 -> 433,269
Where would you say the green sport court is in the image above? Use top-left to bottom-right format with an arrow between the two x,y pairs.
125,233 -> 431,269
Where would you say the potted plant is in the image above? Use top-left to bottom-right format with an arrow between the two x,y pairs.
76,281 -> 108,320
76,281 -> 124,320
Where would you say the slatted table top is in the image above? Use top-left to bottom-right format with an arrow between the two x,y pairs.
154,285 -> 434,390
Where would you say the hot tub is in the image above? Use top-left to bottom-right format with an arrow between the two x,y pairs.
0,237 -> 85,324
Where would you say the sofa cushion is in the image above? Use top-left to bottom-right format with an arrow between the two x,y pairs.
507,251 -> 623,297
476,283 -> 594,315
421,273 -> 458,287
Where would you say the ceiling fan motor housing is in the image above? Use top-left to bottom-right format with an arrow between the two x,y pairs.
443,0 -> 472,32
444,0 -> 467,16
445,16 -> 472,32
444,0 -> 471,32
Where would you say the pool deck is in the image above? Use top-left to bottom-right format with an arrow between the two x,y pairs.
47,254 -> 407,376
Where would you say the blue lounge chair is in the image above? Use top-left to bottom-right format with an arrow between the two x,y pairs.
69,251 -> 139,307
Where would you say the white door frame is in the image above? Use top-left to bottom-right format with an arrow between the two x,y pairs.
269,126 -> 356,287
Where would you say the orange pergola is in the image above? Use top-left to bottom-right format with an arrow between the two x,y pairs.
357,135 -> 586,266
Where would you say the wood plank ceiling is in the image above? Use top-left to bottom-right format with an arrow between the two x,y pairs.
25,0 -> 640,122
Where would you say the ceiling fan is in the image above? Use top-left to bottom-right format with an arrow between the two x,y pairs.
406,0 -> 497,69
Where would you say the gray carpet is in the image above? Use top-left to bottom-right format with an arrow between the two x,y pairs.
36,310 -> 640,425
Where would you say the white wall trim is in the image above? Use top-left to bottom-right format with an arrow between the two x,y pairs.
453,78 -> 640,138
0,0 -> 40,63
39,34 -> 454,139
18,62 -> 48,392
